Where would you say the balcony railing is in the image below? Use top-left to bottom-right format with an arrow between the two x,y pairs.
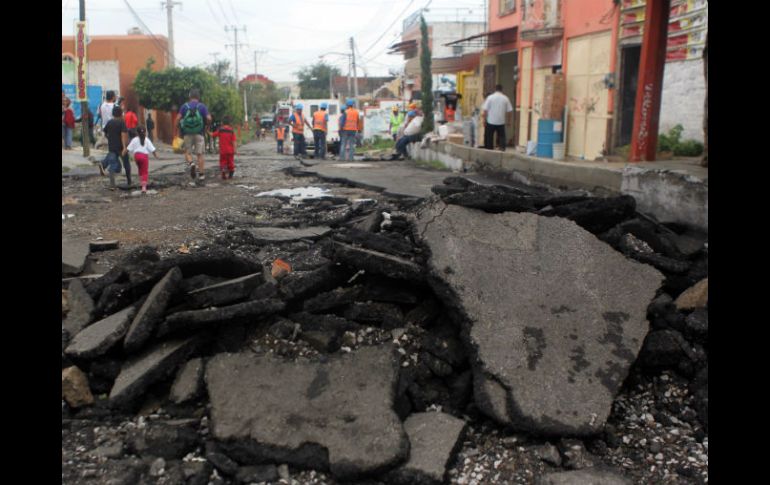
520,0 -> 564,42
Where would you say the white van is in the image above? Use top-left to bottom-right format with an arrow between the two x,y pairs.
292,99 -> 342,155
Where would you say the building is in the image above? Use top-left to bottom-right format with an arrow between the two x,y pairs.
388,12 -> 486,99
62,31 -> 175,143
444,0 -> 707,158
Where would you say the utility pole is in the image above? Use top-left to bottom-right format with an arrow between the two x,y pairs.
161,1 -> 181,67
79,0 -> 90,157
225,25 -> 247,122
350,37 -> 359,108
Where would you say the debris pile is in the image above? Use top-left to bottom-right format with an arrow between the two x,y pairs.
62,177 -> 707,484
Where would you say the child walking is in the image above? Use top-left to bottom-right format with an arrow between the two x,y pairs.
126,126 -> 159,194
212,115 -> 237,179
275,125 -> 286,154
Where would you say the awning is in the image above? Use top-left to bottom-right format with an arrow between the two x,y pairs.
444,27 -> 517,49
387,39 -> 418,55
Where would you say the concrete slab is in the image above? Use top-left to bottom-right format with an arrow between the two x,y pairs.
417,203 -> 663,436
294,161 -> 449,199
62,238 -> 91,276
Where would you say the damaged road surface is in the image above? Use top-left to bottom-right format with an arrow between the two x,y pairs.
62,140 -> 708,485
417,202 -> 663,435
205,346 -> 408,481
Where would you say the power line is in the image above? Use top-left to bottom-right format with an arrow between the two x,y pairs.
205,0 -> 224,25
215,0 -> 232,24
122,0 -> 185,67
360,0 -> 417,58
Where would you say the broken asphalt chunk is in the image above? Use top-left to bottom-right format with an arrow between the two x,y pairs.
158,299 -> 285,337
186,272 -> 263,308
332,242 -> 424,282
62,278 -> 96,336
65,305 -> 137,360
205,346 -> 408,481
417,202 -> 663,436
123,267 -> 183,353
386,412 -> 466,485
248,226 -> 332,243
109,336 -> 199,409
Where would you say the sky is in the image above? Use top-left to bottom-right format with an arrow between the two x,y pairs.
62,0 -> 486,83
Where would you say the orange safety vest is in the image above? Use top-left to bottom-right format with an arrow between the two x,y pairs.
291,112 -> 305,134
445,107 -> 455,122
276,126 -> 285,138
342,107 -> 360,131
312,110 -> 327,132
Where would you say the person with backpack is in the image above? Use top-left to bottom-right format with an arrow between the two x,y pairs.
212,115 -> 237,180
177,88 -> 212,183
126,126 -> 159,194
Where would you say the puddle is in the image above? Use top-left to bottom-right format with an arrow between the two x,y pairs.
329,163 -> 375,169
253,186 -> 333,202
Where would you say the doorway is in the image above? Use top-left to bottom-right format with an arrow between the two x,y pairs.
617,45 -> 641,147
497,51 -> 518,146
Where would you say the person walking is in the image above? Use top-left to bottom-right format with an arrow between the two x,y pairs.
482,84 -> 513,151
338,99 -> 361,161
288,104 -> 312,158
124,107 -> 139,135
389,105 -> 404,142
146,112 -> 155,142
212,115 -> 237,180
312,103 -> 329,160
98,106 -> 129,190
126,126 -> 159,194
275,124 -> 286,154
177,88 -> 212,183
62,99 -> 76,150
95,91 -> 117,149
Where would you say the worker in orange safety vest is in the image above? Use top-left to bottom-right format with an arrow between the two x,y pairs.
338,99 -> 361,161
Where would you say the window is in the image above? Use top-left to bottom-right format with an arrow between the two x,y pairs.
499,0 -> 516,14
453,45 -> 464,56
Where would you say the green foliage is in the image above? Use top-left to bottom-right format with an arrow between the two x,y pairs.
244,81 -> 281,117
206,60 -> 234,86
414,159 -> 448,171
420,15 -> 434,135
657,124 -> 703,156
295,62 -> 342,99
133,63 -> 243,123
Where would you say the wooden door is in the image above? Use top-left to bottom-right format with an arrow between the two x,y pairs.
518,47 -> 532,148
566,31 -> 612,159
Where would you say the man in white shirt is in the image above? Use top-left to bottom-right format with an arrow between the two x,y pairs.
482,84 -> 513,151
394,110 -> 424,159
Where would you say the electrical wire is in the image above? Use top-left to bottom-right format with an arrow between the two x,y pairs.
122,0 -> 185,67
205,0 -> 224,25
360,0 -> 417,58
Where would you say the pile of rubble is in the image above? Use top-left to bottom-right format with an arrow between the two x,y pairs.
62,176 -> 707,484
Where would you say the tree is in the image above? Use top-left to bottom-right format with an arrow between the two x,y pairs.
206,59 -> 235,86
244,81 -> 280,117
295,61 -> 341,99
420,15 -> 434,134
133,61 -> 243,122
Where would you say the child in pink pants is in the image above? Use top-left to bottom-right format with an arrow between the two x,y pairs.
126,126 -> 159,194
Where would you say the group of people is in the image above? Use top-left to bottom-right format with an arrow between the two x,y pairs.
276,98 -> 364,161
93,88 -> 238,194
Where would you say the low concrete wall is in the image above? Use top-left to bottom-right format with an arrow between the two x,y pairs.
410,140 -> 708,231
621,167 -> 708,231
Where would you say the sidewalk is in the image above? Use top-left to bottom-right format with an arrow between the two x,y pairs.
408,140 -> 708,230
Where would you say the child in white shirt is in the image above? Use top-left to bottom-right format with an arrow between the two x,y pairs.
126,126 -> 159,194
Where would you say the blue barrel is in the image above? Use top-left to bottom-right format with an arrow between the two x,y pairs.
536,119 -> 563,158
